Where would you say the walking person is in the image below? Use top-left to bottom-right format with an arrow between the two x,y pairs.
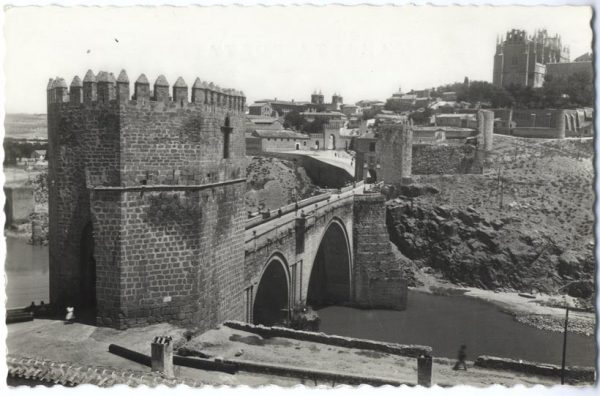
453,345 -> 468,371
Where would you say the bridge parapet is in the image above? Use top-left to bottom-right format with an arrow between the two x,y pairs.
245,180 -> 365,230
245,192 -> 355,253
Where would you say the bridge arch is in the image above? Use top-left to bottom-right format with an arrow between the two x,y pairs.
307,217 -> 352,308
253,252 -> 290,326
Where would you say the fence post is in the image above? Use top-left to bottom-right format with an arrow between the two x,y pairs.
151,336 -> 174,377
417,354 -> 432,387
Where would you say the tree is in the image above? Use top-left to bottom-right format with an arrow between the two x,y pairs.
361,108 -> 380,120
304,118 -> 328,134
456,80 -> 514,108
283,110 -> 306,131
409,107 -> 433,125
564,72 -> 593,107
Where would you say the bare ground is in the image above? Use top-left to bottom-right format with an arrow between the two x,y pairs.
7,319 -> 592,387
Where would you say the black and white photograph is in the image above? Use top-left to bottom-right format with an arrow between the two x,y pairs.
1,2 -> 596,391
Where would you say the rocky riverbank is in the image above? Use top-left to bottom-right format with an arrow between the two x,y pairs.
412,269 -> 595,336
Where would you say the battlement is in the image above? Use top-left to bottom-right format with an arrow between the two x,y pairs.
47,70 -> 246,112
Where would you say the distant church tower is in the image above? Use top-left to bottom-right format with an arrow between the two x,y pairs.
311,90 -> 325,105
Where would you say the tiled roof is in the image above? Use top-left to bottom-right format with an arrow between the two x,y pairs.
7,355 -> 202,387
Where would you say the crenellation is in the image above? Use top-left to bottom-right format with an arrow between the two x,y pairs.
134,73 -> 150,101
51,71 -> 250,112
153,74 -> 170,102
172,77 -> 188,104
82,69 -> 97,103
116,70 -> 130,102
240,91 -> 246,110
191,78 -> 204,104
96,71 -> 116,103
208,82 -> 215,105
52,77 -> 69,103
69,76 -> 83,104
215,85 -> 222,106
46,78 -> 55,104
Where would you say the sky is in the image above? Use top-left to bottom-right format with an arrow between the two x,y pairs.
3,5 -> 593,114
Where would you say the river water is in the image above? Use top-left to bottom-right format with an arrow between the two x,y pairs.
4,236 -> 596,367
5,236 -> 49,309
318,291 -> 596,367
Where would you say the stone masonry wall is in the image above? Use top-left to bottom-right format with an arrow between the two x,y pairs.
119,103 -> 245,187
89,190 -> 122,325
47,102 -> 96,309
110,183 -> 246,329
352,193 -> 407,309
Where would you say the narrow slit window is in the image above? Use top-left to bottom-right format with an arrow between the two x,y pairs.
221,116 -> 233,159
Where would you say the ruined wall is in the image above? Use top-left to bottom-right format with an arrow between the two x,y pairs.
512,109 -> 564,128
352,194 -> 407,310
379,121 -> 413,185
477,110 -> 494,151
47,70 -> 247,329
411,143 -> 483,175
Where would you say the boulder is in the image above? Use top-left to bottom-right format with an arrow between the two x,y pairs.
557,250 -> 582,278
565,280 -> 593,299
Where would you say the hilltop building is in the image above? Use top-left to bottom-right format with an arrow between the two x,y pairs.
493,28 -> 591,88
245,117 -> 309,154
252,99 -> 307,117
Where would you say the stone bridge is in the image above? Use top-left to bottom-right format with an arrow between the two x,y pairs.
243,182 -> 407,326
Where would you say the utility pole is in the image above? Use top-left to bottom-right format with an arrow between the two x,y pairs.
561,304 -> 569,385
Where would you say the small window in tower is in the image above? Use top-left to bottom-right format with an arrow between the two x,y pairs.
369,142 -> 376,152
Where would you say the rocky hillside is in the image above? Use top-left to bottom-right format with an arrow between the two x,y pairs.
387,135 -> 594,300
246,156 -> 317,213
387,198 -> 593,297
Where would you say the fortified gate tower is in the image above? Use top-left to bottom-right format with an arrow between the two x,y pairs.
47,70 -> 247,329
